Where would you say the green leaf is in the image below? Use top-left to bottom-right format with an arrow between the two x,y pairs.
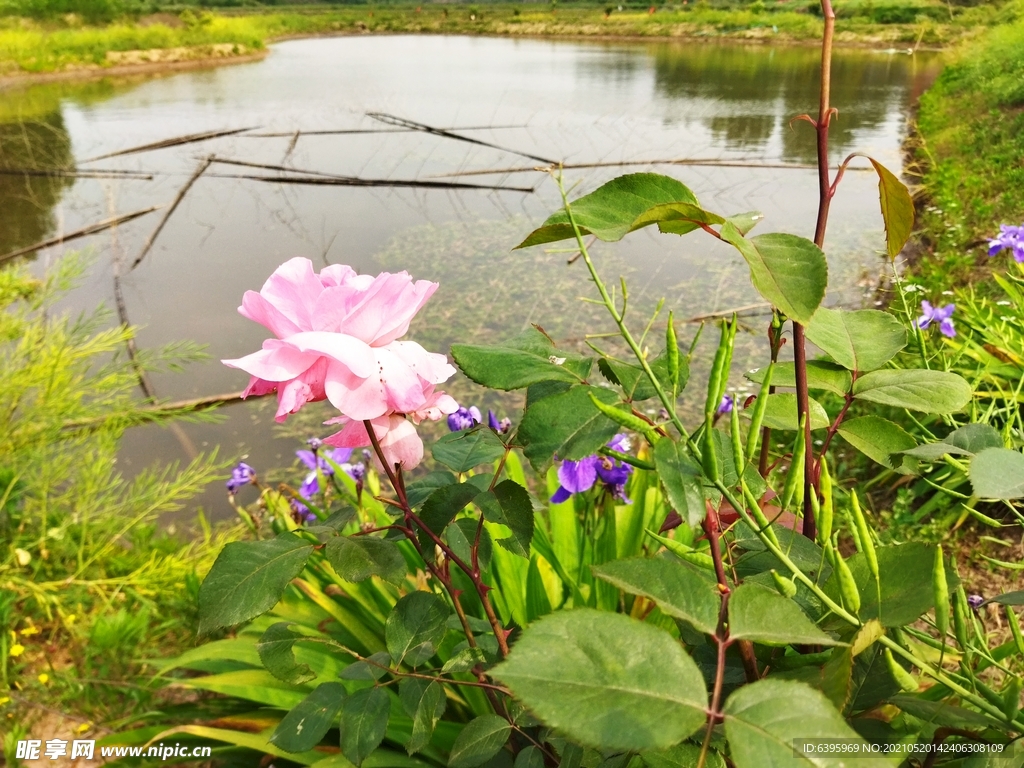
982,590 -> 1024,606
492,609 -> 708,751
598,352 -> 689,403
418,482 -> 482,550
257,622 -> 316,685
432,428 -> 507,473
445,518 -> 493,573
339,651 -> 391,681
477,479 -> 534,558
448,715 -> 511,768
970,448 -> 1024,499
198,533 -> 314,635
632,201 -> 724,237
385,591 -> 450,667
728,583 -> 842,646
653,438 -> 706,528
642,743 -> 724,768
443,647 -> 487,673
400,679 -> 447,755
325,537 -> 407,585
513,746 -> 546,768
888,694 -> 1001,729
755,393 -> 830,431
515,173 -> 699,247
405,471 -> 457,508
868,158 -> 914,259
853,369 -> 972,414
591,557 -> 719,635
837,416 -> 918,473
271,682 -> 347,753
724,210 -> 765,236
745,360 -> 852,395
451,328 -> 591,391
821,646 -> 854,712
902,423 -> 1003,461
339,687 -> 390,767
824,543 -> 960,627
719,225 -> 828,325
518,385 -> 623,471
723,679 -> 891,768
805,307 -> 907,373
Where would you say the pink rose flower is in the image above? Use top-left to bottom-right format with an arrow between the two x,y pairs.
223,258 -> 455,423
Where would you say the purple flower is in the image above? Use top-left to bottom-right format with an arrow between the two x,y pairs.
307,437 -> 323,450
226,462 -> 256,493
717,395 -> 734,415
988,224 -> 1024,262
550,434 -> 634,503
447,405 -> 482,432
296,446 -> 355,498
967,594 -> 984,610
290,497 -> 316,525
917,300 -> 956,338
488,410 -> 513,435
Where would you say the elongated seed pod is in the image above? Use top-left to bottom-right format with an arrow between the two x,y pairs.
771,569 -> 798,598
1004,676 -> 1022,722
850,492 -> 878,583
884,648 -> 919,692
666,311 -> 681,399
731,395 -> 744,477
588,393 -> 659,444
702,425 -> 720,483
976,678 -> 1008,711
780,419 -> 806,512
953,586 -> 971,653
834,549 -> 861,614
704,321 -> 735,421
818,457 -> 834,547
1006,606 -> 1024,659
933,545 -> 950,641
745,362 -> 774,463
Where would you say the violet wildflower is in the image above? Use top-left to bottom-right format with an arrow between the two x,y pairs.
488,409 -> 512,435
988,224 -> 1024,262
296,446 -> 354,498
290,497 -> 317,525
447,405 -> 482,432
226,462 -> 256,493
967,594 -> 984,610
551,434 -> 634,503
717,395 -> 734,415
917,300 -> 956,338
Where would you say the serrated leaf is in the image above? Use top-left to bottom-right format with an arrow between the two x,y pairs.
633,200 -> 724,237
432,428 -> 507,473
516,173 -> 699,247
418,482 -> 482,550
805,307 -> 907,373
888,695 -> 1002,730
477,479 -> 534,558
868,158 -> 914,259
853,369 -> 972,414
821,646 -> 854,713
719,225 -> 828,325
837,416 -> 918,473
339,651 -> 391,681
492,609 -> 707,751
271,682 -> 346,753
385,591 -> 450,667
653,438 -> 706,528
723,679 -> 890,768
199,533 -> 314,635
970,448 -> 1024,499
405,471 -> 457,508
755,393 -> 830,431
399,679 -> 447,754
325,536 -> 407,585
513,746 -> 545,768
518,385 -> 623,471
448,715 -> 512,768
598,352 -> 689,403
339,687 -> 389,767
592,557 -> 719,635
642,743 -> 724,768
745,360 -> 852,395
902,422 -> 1003,461
257,622 -> 316,685
445,518 -> 493,573
728,583 -> 842,646
442,647 -> 487,673
451,328 -> 591,391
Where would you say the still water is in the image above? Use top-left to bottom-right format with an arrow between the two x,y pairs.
0,36 -> 939,515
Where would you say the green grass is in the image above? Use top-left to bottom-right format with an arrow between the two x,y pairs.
911,13 -> 1024,290
0,0 -> 1016,76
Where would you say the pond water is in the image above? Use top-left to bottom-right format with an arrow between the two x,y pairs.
0,35 -> 940,516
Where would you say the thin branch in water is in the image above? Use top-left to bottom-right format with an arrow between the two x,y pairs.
0,168 -> 153,180
211,156 -> 354,180
60,390 -> 269,432
209,172 -> 534,193
427,157 -> 878,178
241,123 -> 526,138
130,155 -> 214,271
81,127 -> 257,163
0,206 -> 161,267
367,112 -> 558,165
687,302 -> 771,323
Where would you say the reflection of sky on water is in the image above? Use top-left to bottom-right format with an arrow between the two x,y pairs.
0,36 -> 939,515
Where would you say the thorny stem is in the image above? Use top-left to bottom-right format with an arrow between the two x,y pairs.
703,512 -> 759,684
362,420 -> 510,659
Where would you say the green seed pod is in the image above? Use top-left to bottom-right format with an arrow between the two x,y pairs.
884,648 -> 919,692
1003,676 -> 1022,722
666,311 -> 681,398
977,678 -> 1007,711
953,586 -> 971,653
730,395 -> 744,476
933,545 -> 950,641
702,425 -> 720,484
744,362 -> 774,463
780,421 -> 806,512
703,318 -> 736,420
1006,606 -> 1024,659
771,569 -> 797,599
834,550 -> 861,615
850,492 -> 878,583
588,393 -> 659,444
818,457 -> 834,547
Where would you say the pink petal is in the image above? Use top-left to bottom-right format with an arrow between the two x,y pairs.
386,340 -> 456,385
274,358 -> 329,422
323,361 -> 390,421
374,278 -> 438,346
409,390 -> 459,424
241,376 -> 277,398
318,263 -> 358,288
254,257 -> 324,332
239,290 -> 304,338
378,415 -> 424,471
222,339 -> 319,382
286,331 -> 376,378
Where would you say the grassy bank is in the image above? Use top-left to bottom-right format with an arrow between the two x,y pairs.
0,1 -> 1019,77
911,17 -> 1024,290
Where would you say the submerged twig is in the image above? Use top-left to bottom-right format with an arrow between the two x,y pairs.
130,155 -> 214,271
211,156 -> 353,179
0,168 -> 153,180
210,172 -> 534,193
429,157 -> 875,178
81,127 -> 256,163
367,112 -> 558,165
0,206 -> 161,267
242,123 -> 525,138
61,390 -> 268,433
